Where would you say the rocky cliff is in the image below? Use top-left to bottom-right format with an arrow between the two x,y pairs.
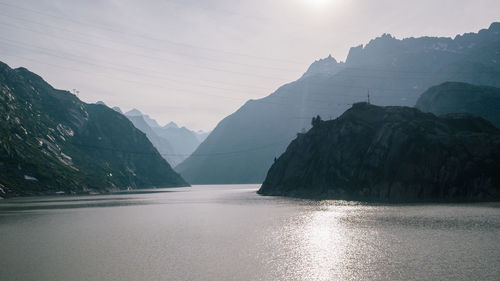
258,103 -> 500,202
0,62 -> 188,197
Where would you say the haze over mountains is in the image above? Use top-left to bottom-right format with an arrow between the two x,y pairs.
176,22 -> 500,184
106,106 -> 209,166
0,62 -> 187,197
416,82 -> 500,128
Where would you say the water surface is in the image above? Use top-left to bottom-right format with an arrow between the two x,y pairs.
0,185 -> 499,281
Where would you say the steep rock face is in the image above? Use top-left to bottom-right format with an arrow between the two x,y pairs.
177,23 -> 500,184
258,103 -> 500,202
0,62 -> 188,197
416,82 -> 500,128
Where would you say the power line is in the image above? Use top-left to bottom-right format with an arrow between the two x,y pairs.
68,138 -> 291,157
0,1 -> 306,65
0,21 -> 291,81
0,38 -> 266,95
0,11 -> 296,73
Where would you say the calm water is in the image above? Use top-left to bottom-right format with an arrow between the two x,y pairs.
0,185 -> 499,281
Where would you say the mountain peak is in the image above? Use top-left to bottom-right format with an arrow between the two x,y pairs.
125,108 -> 142,116
302,54 -> 343,78
112,106 -> 123,114
489,22 -> 500,32
164,121 -> 179,129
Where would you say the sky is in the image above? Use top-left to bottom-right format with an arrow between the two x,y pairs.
1,0 -> 499,131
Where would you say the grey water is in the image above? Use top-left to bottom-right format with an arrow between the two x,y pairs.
0,185 -> 499,281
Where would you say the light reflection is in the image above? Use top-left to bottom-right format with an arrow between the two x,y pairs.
300,206 -> 349,280
266,204 -> 358,281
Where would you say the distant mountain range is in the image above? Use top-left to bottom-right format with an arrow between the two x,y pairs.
103,106 -> 209,167
258,103 -> 500,202
0,62 -> 188,197
177,22 -> 500,184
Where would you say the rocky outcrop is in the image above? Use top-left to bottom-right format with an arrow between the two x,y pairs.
416,82 -> 500,128
0,61 -> 188,197
258,103 -> 500,202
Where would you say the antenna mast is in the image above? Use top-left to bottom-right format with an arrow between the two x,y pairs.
367,90 -> 371,104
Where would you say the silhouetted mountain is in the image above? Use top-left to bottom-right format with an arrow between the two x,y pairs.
194,130 -> 210,142
125,114 -> 178,165
258,103 -> 500,202
177,23 -> 500,184
154,125 -> 202,164
125,108 -> 160,128
112,106 -> 123,114
122,110 -> 205,166
301,54 -> 345,78
0,62 -> 188,197
416,82 -> 500,128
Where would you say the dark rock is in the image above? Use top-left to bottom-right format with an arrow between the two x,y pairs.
258,103 -> 500,202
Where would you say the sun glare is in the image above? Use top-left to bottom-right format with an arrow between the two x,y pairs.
305,0 -> 331,6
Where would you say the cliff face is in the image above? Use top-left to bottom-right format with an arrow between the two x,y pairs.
258,103 -> 500,202
416,82 -> 500,128
0,62 -> 188,197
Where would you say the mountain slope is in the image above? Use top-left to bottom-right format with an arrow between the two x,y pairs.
154,124 -> 202,164
177,22 -> 500,184
0,62 -> 188,197
122,110 -> 203,166
125,114 -> 178,165
258,103 -> 500,202
416,82 -> 500,128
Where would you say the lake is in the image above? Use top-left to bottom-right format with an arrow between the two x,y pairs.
0,185 -> 499,281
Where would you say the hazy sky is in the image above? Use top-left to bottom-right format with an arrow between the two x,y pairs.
1,0 -> 499,130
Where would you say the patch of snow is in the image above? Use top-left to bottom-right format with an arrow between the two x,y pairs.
46,134 -> 56,142
24,175 -> 38,181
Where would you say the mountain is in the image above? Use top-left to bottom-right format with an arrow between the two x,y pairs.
154,125 -> 202,164
416,82 -> 500,128
194,130 -> 210,142
125,108 -> 160,128
0,62 -> 188,198
112,106 -> 123,114
124,114 -> 178,165
176,22 -> 500,184
122,109 -> 204,166
258,103 -> 500,202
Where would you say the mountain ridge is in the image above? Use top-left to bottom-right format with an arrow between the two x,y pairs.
177,22 -> 500,184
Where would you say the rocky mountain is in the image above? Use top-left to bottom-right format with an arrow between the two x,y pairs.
125,108 -> 161,128
258,103 -> 500,202
153,122 -> 203,165
0,62 -> 188,198
124,113 -> 178,165
416,82 -> 500,128
176,22 -> 500,184
119,109 -> 205,166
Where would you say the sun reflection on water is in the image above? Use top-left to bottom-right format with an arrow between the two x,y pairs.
266,203 -> 361,281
